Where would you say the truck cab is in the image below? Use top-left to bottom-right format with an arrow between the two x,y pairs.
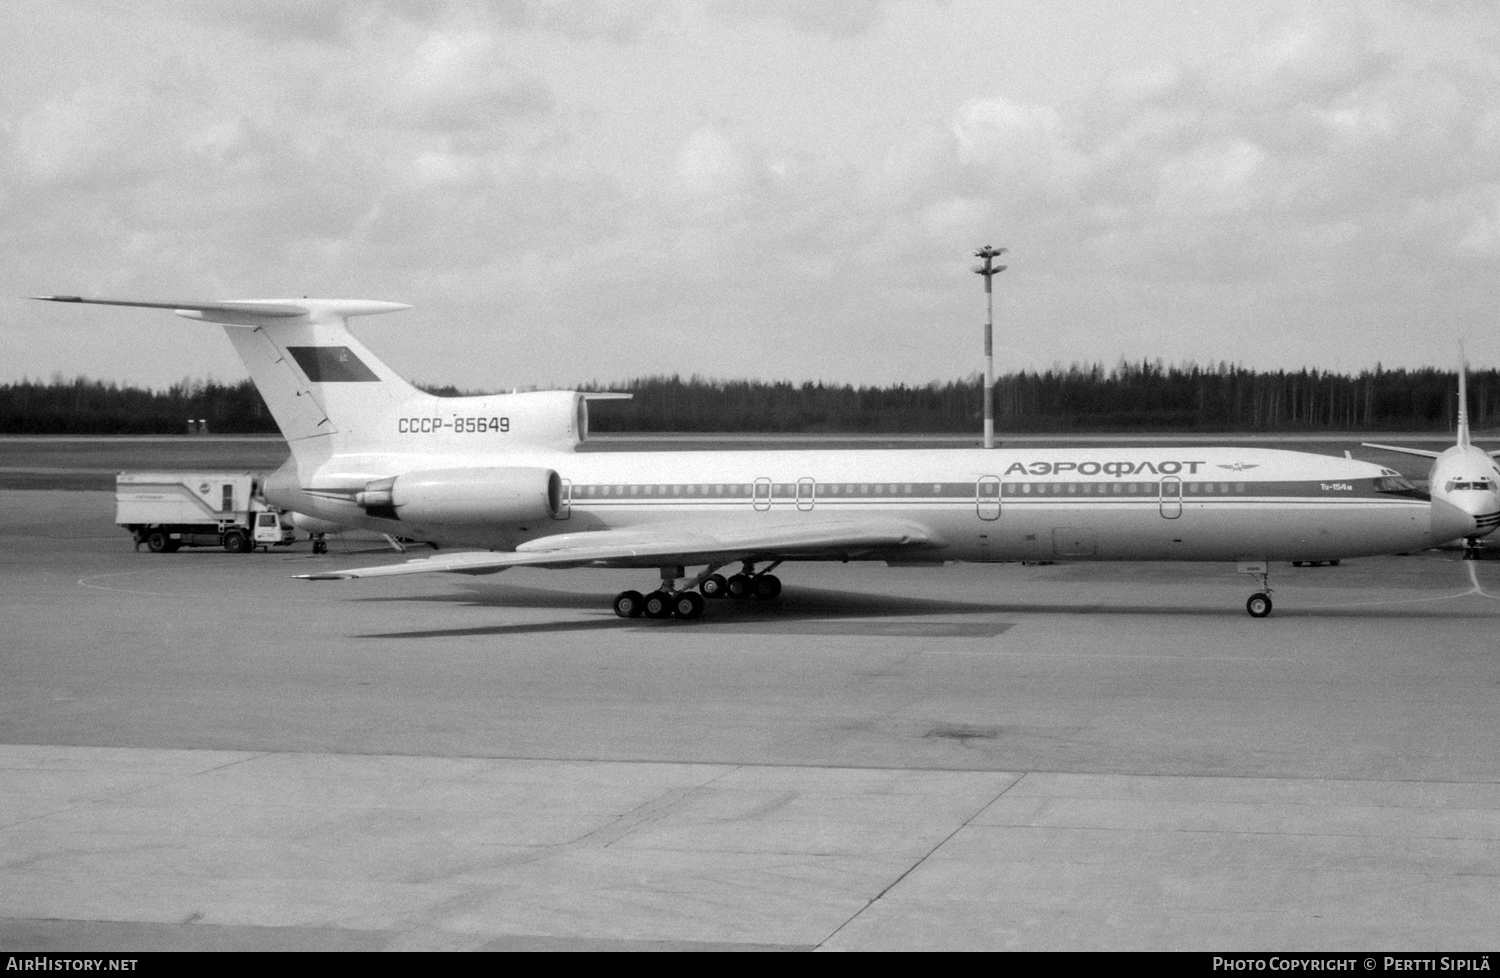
252,510 -> 294,547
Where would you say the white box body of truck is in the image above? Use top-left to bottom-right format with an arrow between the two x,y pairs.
116,471 -> 295,553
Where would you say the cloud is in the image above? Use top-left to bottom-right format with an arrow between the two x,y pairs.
384,29 -> 555,131
5,0 -> 1499,388
701,0 -> 899,39
170,0 -> 664,47
667,124 -> 756,208
1197,14 -> 1389,113
11,83 -> 182,187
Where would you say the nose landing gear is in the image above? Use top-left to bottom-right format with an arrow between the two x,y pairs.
1463,538 -> 1498,560
1238,561 -> 1275,618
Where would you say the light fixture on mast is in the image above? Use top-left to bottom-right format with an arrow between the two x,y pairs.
973,245 -> 1007,449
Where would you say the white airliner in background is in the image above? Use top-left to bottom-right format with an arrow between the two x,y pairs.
38,296 -> 1478,619
1363,359 -> 1500,557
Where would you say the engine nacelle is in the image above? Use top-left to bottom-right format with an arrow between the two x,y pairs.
503,390 -> 591,450
356,467 -> 561,525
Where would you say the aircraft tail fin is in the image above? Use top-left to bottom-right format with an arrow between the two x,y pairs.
34,296 -> 425,467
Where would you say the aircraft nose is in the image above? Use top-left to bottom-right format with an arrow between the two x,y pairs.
1430,497 -> 1479,544
1466,490 -> 1500,539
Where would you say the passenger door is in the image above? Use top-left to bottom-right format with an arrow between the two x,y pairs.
976,476 -> 1001,521
753,477 -> 772,512
1159,476 -> 1182,519
796,478 -> 816,512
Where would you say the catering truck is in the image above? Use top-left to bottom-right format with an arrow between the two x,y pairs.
116,471 -> 295,553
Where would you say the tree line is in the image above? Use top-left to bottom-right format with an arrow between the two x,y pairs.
2,361 -> 1494,435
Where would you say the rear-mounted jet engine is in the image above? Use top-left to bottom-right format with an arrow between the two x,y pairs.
357,467 -> 561,524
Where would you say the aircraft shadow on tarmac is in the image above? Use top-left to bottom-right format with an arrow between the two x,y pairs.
347,581 -> 1499,639
354,585 -> 1017,639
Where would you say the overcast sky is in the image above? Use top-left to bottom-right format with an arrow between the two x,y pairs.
3,0 -> 1497,391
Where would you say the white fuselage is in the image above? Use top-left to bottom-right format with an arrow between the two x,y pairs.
268,444 -> 1469,566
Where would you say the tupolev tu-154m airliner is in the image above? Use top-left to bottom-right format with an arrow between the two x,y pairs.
38,296 -> 1478,619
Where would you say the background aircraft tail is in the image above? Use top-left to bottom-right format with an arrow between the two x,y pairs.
1456,347 -> 1471,449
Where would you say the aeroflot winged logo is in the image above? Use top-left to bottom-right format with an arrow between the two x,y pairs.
1003,459 -> 1208,477
1217,462 -> 1260,472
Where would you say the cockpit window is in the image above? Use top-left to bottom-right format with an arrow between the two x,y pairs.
1375,476 -> 1428,500
1445,479 -> 1497,492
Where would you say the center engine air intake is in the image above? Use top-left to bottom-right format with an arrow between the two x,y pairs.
356,467 -> 561,524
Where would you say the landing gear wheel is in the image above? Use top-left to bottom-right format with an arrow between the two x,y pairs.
146,531 -> 170,554
700,574 -> 728,599
726,574 -> 753,600
223,530 -> 249,554
613,590 -> 646,618
1246,592 -> 1273,618
643,590 -> 674,619
752,574 -> 782,600
313,539 -> 328,555
672,591 -> 706,620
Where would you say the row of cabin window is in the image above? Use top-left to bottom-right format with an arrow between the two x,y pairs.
572,481 -> 1252,498
572,483 -> 913,497
1016,481 -> 1249,495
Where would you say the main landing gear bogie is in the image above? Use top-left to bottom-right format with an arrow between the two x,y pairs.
721,572 -> 781,601
612,586 -> 711,621
613,563 -> 782,621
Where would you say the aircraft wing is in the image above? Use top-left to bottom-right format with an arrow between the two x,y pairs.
296,518 -> 939,581
1361,442 -> 1442,459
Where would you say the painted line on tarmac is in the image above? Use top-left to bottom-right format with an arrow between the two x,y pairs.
920,649 -> 1300,661
76,570 -> 175,597
1467,561 -> 1500,600
1300,563 -> 1499,611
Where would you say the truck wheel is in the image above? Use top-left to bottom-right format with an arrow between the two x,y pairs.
146,530 -> 170,553
223,530 -> 249,554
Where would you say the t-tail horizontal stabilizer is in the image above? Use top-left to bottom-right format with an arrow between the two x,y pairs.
32,296 -> 411,325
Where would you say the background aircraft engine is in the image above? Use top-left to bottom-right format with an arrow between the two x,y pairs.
356,467 -> 561,525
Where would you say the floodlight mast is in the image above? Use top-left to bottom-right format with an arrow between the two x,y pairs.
973,245 -> 1007,449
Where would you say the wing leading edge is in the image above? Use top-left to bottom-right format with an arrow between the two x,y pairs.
296,518 -> 939,581
1364,442 -> 1500,460
1360,442 -> 1443,459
